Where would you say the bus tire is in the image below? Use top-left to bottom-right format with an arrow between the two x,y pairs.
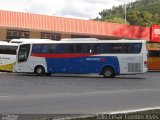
34,66 -> 45,76
45,73 -> 52,76
102,67 -> 115,78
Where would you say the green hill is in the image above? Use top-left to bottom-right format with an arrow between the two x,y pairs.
95,0 -> 160,27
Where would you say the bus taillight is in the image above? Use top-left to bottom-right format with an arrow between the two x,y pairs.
144,61 -> 147,66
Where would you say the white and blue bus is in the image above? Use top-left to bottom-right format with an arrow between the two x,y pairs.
15,38 -> 148,77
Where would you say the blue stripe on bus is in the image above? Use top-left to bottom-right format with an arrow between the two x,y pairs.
45,56 -> 120,75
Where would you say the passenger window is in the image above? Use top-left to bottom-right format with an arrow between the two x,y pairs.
32,44 -> 41,54
133,43 -> 142,53
111,44 -> 123,53
90,44 -> 99,54
73,44 -> 84,53
41,45 -> 49,53
53,44 -> 66,53
149,50 -> 160,57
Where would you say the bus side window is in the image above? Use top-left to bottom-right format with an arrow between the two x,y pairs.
85,44 -> 99,54
85,44 -> 91,53
68,44 -> 74,53
72,44 -> 77,53
32,44 -> 41,54
73,44 -> 83,53
91,44 -> 99,54
0,46 -> 6,54
53,44 -> 67,53
0,46 -> 15,54
149,51 -> 155,57
63,44 -> 74,53
149,50 -> 160,57
99,44 -> 111,54
133,43 -> 142,53
98,44 -> 103,53
50,44 -> 58,53
111,44 -> 123,53
41,44 -> 49,54
123,44 -> 132,53
9,46 -> 17,55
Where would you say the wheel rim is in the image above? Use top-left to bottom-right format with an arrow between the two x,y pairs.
104,70 -> 111,77
37,68 -> 42,74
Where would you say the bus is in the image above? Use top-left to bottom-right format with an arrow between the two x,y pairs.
0,42 -> 18,71
148,43 -> 160,70
15,39 -> 148,77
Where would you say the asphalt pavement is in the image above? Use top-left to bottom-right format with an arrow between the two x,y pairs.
0,72 -> 160,114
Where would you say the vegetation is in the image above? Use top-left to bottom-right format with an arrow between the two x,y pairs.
95,0 -> 160,27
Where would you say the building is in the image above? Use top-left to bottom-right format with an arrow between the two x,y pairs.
0,10 -> 152,41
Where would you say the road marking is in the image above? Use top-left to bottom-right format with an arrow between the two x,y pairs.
94,88 -> 160,94
0,96 -> 9,98
101,107 -> 160,114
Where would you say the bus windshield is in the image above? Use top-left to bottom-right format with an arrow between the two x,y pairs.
18,44 -> 30,63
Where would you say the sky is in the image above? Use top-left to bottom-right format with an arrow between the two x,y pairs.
0,0 -> 136,19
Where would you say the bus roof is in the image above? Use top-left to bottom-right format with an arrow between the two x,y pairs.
0,42 -> 19,46
20,39 -> 146,45
9,38 -> 52,43
0,41 -> 8,43
61,38 -> 99,41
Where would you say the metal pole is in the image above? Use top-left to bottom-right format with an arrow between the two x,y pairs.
124,4 -> 127,24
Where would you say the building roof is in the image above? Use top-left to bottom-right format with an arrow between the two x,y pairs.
0,10 -> 150,40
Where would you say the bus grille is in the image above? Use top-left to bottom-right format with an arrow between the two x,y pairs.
128,63 -> 141,72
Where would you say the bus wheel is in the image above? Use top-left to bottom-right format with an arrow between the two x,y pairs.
45,73 -> 52,76
102,67 -> 114,78
35,66 -> 45,76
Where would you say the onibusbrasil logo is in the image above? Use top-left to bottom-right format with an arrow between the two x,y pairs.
154,28 -> 160,35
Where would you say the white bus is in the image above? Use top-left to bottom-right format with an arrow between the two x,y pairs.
0,42 -> 18,71
15,38 -> 148,77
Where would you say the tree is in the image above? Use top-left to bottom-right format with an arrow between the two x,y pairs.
103,17 -> 129,24
127,10 -> 153,27
94,0 -> 160,27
